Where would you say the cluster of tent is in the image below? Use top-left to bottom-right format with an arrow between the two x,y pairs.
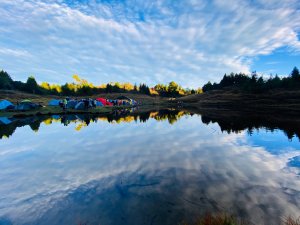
0,99 -> 41,111
48,96 -> 137,110
0,96 -> 137,112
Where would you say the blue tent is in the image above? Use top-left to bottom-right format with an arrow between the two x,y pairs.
48,99 -> 61,106
51,115 -> 61,120
67,100 -> 77,109
74,102 -> 85,110
0,117 -> 12,125
96,101 -> 104,107
0,100 -> 14,110
15,102 -> 40,111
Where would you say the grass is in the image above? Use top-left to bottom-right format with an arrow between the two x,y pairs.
284,217 -> 300,225
181,214 -> 300,225
179,88 -> 300,112
182,214 -> 247,225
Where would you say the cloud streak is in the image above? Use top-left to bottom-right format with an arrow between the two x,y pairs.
0,0 -> 299,87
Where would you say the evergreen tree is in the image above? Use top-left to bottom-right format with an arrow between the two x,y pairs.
106,83 -> 113,93
0,70 -> 13,89
202,81 -> 213,92
291,67 -> 300,80
139,83 -> 151,95
25,76 -> 40,94
133,83 -> 138,92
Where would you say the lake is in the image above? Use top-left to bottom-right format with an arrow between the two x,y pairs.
0,109 -> 300,225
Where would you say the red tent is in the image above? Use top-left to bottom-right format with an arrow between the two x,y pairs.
96,98 -> 113,106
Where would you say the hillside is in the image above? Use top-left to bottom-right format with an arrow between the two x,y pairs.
179,88 -> 300,111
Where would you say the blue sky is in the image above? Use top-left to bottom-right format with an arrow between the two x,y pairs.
0,0 -> 300,88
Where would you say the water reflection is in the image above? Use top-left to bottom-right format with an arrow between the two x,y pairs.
0,109 -> 190,139
200,110 -> 300,141
0,109 -> 300,225
1,108 -> 300,141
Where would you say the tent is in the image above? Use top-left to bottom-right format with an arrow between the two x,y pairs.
75,114 -> 86,121
87,99 -> 94,108
96,101 -> 104,107
67,100 -> 78,109
131,100 -> 137,105
16,102 -> 33,110
48,99 -> 61,106
96,98 -> 113,106
62,115 -> 77,122
0,117 -> 12,125
0,100 -> 14,110
21,99 -> 31,103
15,102 -> 40,111
51,115 -> 61,120
116,96 -> 137,105
74,102 -> 85,110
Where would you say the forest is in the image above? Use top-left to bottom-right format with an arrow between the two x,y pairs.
1,67 -> 300,98
0,70 -> 202,97
202,67 -> 300,93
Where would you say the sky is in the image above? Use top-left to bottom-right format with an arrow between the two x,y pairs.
0,0 -> 300,88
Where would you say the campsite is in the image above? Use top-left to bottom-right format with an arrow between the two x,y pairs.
1,0 -> 300,224
0,95 -> 140,118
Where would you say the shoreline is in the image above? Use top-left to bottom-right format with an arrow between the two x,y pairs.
3,88 -> 300,118
0,106 -> 122,118
0,103 -> 177,119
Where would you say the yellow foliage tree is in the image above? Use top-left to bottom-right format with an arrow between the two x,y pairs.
40,82 -> 51,90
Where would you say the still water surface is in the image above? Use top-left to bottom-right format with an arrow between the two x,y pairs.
0,110 -> 300,225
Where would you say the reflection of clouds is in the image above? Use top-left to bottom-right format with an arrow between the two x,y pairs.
246,129 -> 300,176
0,117 -> 299,224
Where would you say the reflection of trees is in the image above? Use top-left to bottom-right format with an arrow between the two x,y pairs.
0,116 -> 46,139
105,109 -> 189,124
75,122 -> 87,131
139,111 -> 151,123
0,109 -> 189,139
200,111 -> 300,141
153,110 -> 188,124
29,120 -> 41,132
3,108 -> 300,141
0,123 -> 18,138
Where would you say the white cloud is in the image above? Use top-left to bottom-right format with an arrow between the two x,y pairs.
0,0 -> 299,87
0,47 -> 31,57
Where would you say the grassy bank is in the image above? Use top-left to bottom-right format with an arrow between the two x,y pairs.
179,89 -> 300,112
0,90 -> 177,118
0,104 -> 177,118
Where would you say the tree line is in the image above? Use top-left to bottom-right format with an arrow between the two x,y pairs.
202,67 -> 300,93
0,70 -> 202,97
